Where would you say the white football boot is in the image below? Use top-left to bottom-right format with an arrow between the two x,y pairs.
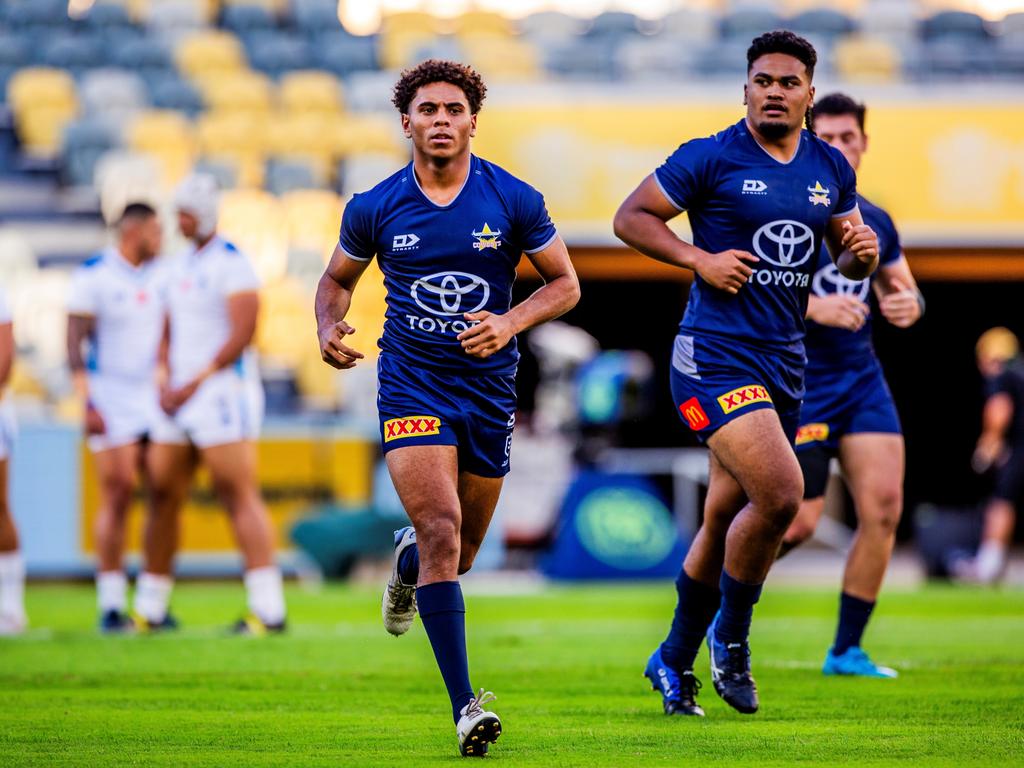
381,526 -> 418,636
457,689 -> 501,757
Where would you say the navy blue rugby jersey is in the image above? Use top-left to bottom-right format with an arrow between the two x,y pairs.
338,155 -> 558,376
655,119 -> 858,363
804,195 -> 904,373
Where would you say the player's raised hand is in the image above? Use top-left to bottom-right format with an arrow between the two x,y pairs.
808,294 -> 870,332
972,435 -> 1006,474
457,311 -> 515,359
879,278 -> 920,328
318,320 -> 364,370
84,402 -> 106,436
841,220 -> 879,263
697,249 -> 759,295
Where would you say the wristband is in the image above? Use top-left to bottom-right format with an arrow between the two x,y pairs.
915,290 -> 926,318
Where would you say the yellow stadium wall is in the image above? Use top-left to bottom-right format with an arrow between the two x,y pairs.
79,435 -> 375,555
472,102 -> 1024,244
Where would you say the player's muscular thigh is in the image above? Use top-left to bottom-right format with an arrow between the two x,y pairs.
708,409 -> 803,519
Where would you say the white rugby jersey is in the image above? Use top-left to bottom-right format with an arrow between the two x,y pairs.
66,248 -> 166,381
0,285 -> 10,324
162,236 -> 261,386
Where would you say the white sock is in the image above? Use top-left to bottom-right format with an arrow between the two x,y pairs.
133,572 -> 174,623
976,541 -> 1008,584
244,566 -> 286,625
96,570 -> 128,613
0,551 -> 26,623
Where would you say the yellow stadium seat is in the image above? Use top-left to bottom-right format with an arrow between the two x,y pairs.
176,30 -> 247,78
7,68 -> 77,116
782,0 -> 864,15
221,0 -> 281,9
453,10 -> 512,38
256,276 -> 312,367
196,111 -> 270,187
197,110 -> 270,155
330,114 -> 404,158
379,29 -> 440,70
461,37 -> 540,80
381,11 -> 444,36
218,189 -> 288,281
195,70 -> 274,114
280,188 -> 342,256
15,104 -> 79,157
834,35 -> 900,82
127,110 -> 197,185
267,111 -> 336,159
129,0 -> 217,24
279,70 -> 344,115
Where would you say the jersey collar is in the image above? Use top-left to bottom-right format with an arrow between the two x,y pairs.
741,119 -> 805,166
408,155 -> 475,210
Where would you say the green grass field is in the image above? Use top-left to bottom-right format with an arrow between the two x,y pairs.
1,581 -> 1022,767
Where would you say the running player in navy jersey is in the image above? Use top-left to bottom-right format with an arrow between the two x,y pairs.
778,93 -> 923,678
314,60 -> 579,757
615,32 -> 878,717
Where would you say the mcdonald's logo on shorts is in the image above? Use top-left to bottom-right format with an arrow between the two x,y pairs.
717,385 -> 772,414
679,397 -> 710,431
795,422 -> 830,446
384,415 -> 441,442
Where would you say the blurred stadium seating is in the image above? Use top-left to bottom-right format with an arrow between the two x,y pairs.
0,0 -> 1020,413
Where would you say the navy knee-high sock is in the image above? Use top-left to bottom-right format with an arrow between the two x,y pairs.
833,592 -> 875,655
661,569 -> 721,672
417,581 -> 474,724
716,570 -> 763,644
398,543 -> 419,585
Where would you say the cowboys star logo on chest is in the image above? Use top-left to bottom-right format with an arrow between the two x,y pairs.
472,222 -> 502,251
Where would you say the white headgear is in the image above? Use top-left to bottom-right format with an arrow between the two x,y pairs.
174,172 -> 220,239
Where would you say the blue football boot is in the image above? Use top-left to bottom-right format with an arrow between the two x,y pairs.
644,645 -> 704,716
823,646 -> 898,678
706,612 -> 759,714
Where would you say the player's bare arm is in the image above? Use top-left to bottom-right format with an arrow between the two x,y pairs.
805,293 -> 870,332
67,313 -> 105,435
162,291 -> 259,413
825,210 -> 878,281
873,257 -> 923,328
0,320 -> 12,393
614,175 -> 758,295
315,243 -> 371,370
973,392 -> 1013,472
456,235 -> 580,359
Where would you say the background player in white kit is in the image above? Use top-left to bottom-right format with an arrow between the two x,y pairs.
66,203 -> 175,632
148,174 -> 286,634
0,283 -> 26,635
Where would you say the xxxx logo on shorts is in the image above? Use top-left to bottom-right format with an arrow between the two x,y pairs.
384,416 -> 441,442
679,397 -> 710,431
717,385 -> 772,414
795,423 -> 830,446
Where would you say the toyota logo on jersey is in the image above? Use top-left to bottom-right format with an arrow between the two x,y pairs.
812,263 -> 870,301
411,271 -> 491,317
752,219 -> 815,269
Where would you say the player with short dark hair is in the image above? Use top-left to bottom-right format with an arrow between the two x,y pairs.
778,92 -> 924,678
615,31 -> 878,717
67,201 -> 174,632
315,59 -> 579,756
0,283 -> 25,635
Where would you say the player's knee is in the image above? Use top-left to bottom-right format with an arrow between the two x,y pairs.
102,474 -> 136,513
861,486 -> 902,535
755,480 -> 803,529
415,511 -> 461,563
